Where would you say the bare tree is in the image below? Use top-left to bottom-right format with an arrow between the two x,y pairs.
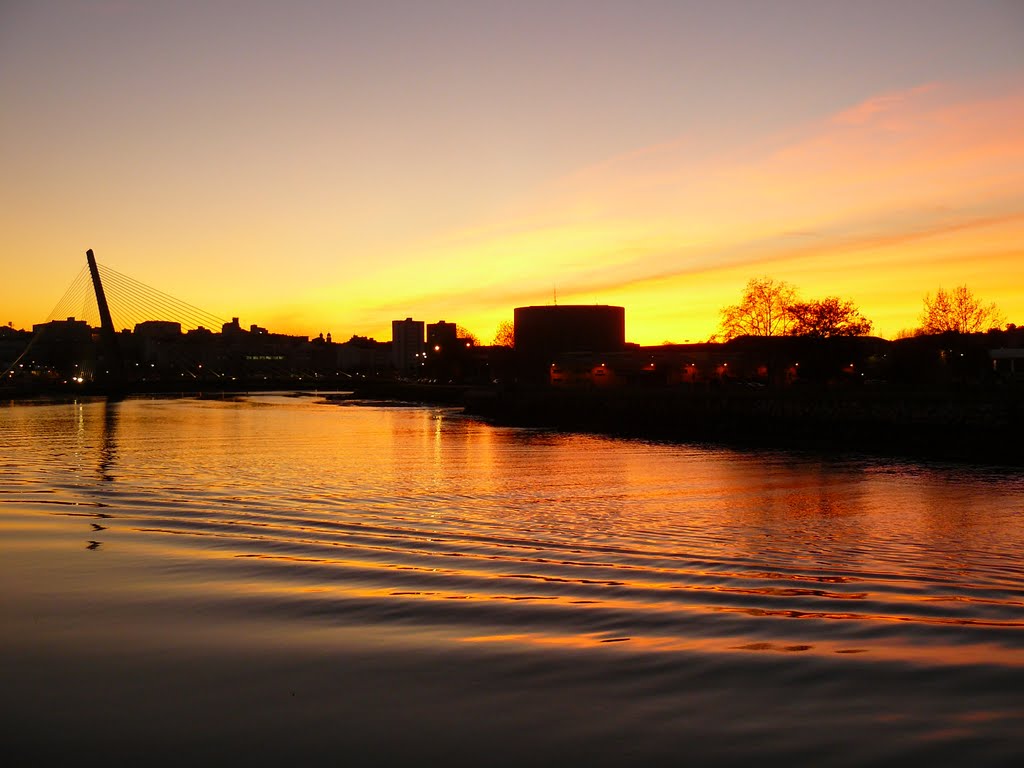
492,320 -> 515,348
920,286 -> 1004,334
788,297 -> 872,338
456,325 -> 480,346
718,277 -> 797,341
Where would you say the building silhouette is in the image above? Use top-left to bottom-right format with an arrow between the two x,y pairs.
426,321 -> 458,351
514,305 -> 626,380
391,317 -> 425,374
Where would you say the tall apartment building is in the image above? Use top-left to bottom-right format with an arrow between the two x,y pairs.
391,317 -> 424,374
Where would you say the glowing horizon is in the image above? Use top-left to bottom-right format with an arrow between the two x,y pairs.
2,2 -> 1022,345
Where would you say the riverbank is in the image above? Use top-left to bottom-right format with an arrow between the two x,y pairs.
7,379 -> 1020,466
340,380 -> 1023,466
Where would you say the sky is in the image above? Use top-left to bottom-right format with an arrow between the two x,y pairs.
2,0 -> 1022,344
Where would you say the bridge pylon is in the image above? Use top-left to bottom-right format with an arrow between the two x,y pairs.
86,249 -> 124,389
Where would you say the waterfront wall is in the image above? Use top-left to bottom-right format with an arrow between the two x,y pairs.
464,385 -> 1023,465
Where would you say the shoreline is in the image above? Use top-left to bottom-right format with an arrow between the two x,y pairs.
5,380 -> 1021,467
349,380 -> 1024,467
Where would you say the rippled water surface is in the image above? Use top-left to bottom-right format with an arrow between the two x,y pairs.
2,394 -> 1023,765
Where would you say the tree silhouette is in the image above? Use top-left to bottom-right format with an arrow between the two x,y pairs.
718,277 -> 797,341
456,325 -> 479,346
920,286 -> 1003,334
492,320 -> 515,348
788,297 -> 872,337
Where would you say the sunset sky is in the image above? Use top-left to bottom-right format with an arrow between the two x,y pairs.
2,0 -> 1022,345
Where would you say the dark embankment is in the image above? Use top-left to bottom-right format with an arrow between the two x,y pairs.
345,379 -> 471,406
2,376 -> 358,399
464,385 -> 1023,465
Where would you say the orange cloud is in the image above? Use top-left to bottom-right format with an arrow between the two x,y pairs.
831,83 -> 941,126
367,78 -> 1024,343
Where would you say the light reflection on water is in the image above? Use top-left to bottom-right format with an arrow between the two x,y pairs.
1,394 -> 1023,764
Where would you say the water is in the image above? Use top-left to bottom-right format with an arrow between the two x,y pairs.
2,394 -> 1023,765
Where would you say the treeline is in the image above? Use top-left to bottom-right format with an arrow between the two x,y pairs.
716,277 -> 1010,342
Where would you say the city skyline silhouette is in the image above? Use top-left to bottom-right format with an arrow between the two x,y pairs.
3,7 -> 1024,762
3,2 -> 1023,344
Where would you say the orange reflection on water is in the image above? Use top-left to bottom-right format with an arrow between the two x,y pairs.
5,397 -> 1024,695
459,630 -> 1024,668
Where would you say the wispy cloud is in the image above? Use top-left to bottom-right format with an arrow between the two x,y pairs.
831,83 -> 940,126
339,78 -> 1024,340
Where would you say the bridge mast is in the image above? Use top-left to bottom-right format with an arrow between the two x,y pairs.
86,249 -> 124,386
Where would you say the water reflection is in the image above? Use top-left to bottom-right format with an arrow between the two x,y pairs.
2,395 -> 1023,764
97,397 -> 119,482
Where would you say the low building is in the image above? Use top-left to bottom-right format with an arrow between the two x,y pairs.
29,318 -> 96,379
991,348 -> 1024,380
336,336 -> 390,375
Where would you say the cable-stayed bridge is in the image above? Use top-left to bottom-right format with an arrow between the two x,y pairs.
3,250 -> 370,393
47,253 -> 226,334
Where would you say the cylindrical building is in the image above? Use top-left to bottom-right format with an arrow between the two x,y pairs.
514,305 -> 625,368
